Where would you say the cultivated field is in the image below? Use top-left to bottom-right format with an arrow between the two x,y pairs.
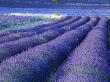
0,15 -> 110,82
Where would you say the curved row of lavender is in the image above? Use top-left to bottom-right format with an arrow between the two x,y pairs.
48,17 -> 110,82
11,16 -> 73,31
0,16 -> 93,63
0,16 -> 90,44
0,16 -> 81,44
0,16 -> 73,37
9,16 -> 76,33
0,16 -> 98,82
9,16 -> 82,33
62,16 -> 89,31
0,16 -> 85,44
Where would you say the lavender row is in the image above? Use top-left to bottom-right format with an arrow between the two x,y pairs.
48,17 -> 110,82
0,28 -> 66,62
9,16 -> 80,33
96,16 -> 109,28
0,16 -> 81,44
0,17 -> 98,63
0,32 -> 39,44
0,16 -> 90,62
26,16 -> 73,30
7,16 -> 84,35
72,16 -> 100,32
8,16 -> 80,33
8,16 -> 74,33
0,16 -> 82,45
62,16 -> 90,31
42,16 -> 81,30
0,16 -> 72,37
0,17 -> 96,82
0,16 -> 96,62
0,16 -> 79,36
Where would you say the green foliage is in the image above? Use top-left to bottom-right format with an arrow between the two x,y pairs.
54,12 -> 61,16
52,0 -> 61,3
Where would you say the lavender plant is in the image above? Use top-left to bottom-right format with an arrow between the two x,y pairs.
0,32 -> 12,37
0,32 -> 38,44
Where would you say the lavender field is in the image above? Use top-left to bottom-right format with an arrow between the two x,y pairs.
0,15 -> 110,82
1,7 -> 110,16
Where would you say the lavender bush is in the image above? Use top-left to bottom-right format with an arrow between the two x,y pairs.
0,32 -> 38,44
0,32 -> 12,37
